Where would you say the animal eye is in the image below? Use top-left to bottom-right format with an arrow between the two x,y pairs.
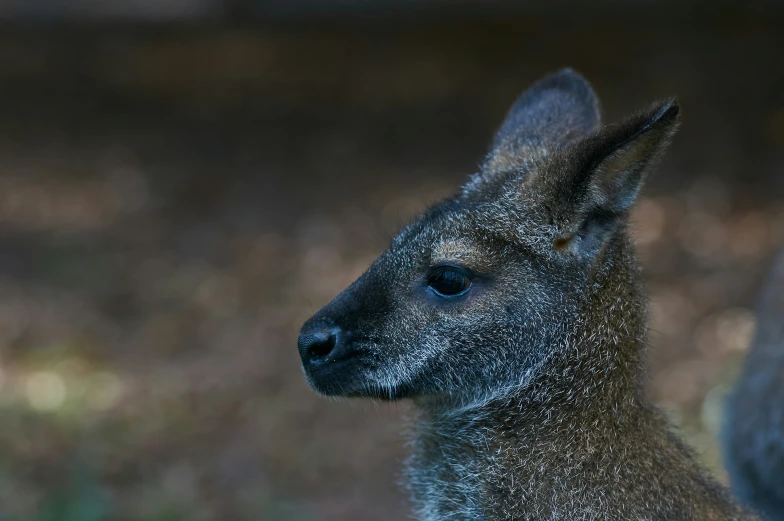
428,266 -> 472,297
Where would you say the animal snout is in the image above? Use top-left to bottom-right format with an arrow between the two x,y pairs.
298,324 -> 349,367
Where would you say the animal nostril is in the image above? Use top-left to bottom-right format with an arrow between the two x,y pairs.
298,325 -> 347,367
307,332 -> 337,363
298,328 -> 340,366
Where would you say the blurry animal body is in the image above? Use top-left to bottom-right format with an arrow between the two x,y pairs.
725,251 -> 784,521
298,69 -> 760,520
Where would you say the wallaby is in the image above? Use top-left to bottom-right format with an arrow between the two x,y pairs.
725,251 -> 784,521
298,69 -> 760,520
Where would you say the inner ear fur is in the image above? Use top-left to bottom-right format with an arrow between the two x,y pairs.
549,100 -> 680,255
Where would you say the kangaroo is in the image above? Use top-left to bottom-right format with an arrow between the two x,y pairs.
297,69 -> 759,520
725,251 -> 784,521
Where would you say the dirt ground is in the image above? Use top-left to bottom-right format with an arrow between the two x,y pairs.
0,18 -> 781,521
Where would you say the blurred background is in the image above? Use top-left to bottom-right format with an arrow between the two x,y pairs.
0,1 -> 782,520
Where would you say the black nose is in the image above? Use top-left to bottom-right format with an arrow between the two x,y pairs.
298,325 -> 344,367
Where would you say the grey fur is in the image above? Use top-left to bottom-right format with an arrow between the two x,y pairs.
725,251 -> 784,521
298,69 -> 760,520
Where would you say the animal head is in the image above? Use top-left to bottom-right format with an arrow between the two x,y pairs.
298,69 -> 679,407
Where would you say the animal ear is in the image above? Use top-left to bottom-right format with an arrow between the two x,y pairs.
482,68 -> 601,175
550,99 -> 680,258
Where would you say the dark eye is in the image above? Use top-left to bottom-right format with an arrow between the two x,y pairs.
428,266 -> 472,297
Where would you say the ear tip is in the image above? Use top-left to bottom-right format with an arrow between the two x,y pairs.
654,98 -> 681,122
534,67 -> 601,120
544,67 -> 594,94
555,67 -> 584,80
635,98 -> 681,136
